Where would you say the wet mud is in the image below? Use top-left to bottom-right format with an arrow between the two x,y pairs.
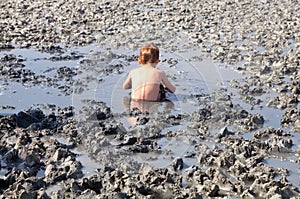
0,0 -> 300,198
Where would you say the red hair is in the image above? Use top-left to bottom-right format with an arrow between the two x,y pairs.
138,43 -> 159,64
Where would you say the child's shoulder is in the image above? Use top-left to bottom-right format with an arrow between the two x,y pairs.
129,67 -> 145,76
156,68 -> 165,74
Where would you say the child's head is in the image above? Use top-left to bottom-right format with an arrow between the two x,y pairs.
138,43 -> 159,65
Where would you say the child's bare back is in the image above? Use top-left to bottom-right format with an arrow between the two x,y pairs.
123,43 -> 175,101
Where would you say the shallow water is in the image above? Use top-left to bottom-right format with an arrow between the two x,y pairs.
133,124 -> 198,168
264,157 -> 299,189
0,82 -> 71,114
54,136 -> 101,177
92,48 -> 237,115
0,45 -> 95,115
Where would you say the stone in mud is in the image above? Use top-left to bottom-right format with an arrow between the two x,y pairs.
99,122 -> 122,135
165,129 -> 185,137
238,110 -> 249,119
128,145 -> 148,153
183,151 -> 196,158
191,108 -> 212,122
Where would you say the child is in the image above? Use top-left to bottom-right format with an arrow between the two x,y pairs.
123,43 -> 176,101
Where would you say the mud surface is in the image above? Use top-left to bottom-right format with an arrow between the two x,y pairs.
0,0 -> 300,198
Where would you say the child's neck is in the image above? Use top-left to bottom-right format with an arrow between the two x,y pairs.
142,63 -> 157,68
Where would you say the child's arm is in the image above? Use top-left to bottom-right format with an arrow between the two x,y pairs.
123,72 -> 132,89
161,72 -> 176,93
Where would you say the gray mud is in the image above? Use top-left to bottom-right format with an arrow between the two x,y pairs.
0,0 -> 300,198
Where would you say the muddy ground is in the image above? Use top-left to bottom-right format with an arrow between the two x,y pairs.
0,0 -> 299,198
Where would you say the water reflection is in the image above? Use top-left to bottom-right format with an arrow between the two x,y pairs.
122,96 -> 174,113
122,96 -> 175,125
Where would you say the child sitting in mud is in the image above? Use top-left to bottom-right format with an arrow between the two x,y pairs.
123,43 -> 176,101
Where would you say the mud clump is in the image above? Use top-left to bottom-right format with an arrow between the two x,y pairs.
281,108 -> 300,132
1,101 -> 298,198
0,108 -> 82,197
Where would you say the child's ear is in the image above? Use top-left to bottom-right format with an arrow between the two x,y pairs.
138,58 -> 142,64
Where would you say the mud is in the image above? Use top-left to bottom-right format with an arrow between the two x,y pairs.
0,0 -> 300,198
